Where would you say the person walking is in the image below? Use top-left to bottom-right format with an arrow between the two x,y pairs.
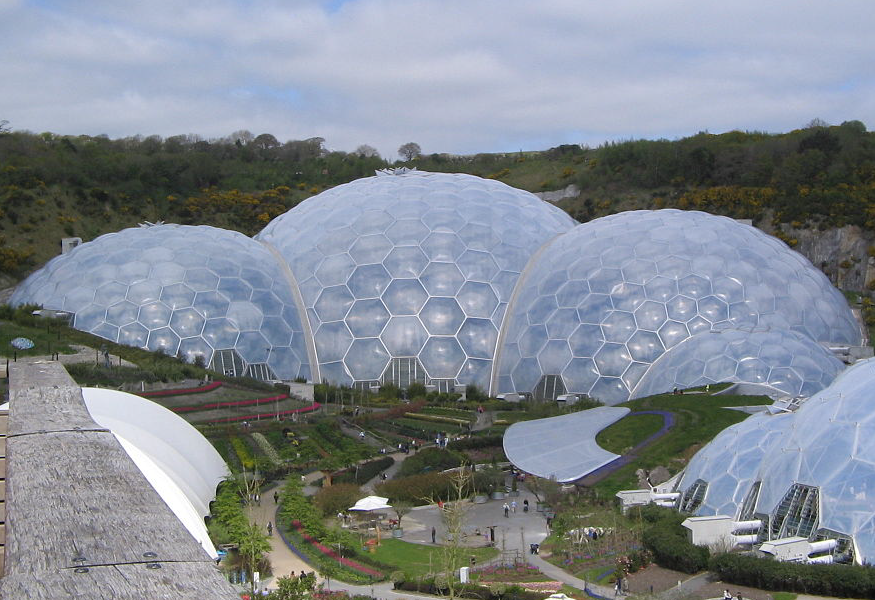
503,502 -> 509,518
267,521 -> 273,536
510,500 -> 517,513
523,499 -> 529,512
274,491 -> 279,505
431,526 -> 436,543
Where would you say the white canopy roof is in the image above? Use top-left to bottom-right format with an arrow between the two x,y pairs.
349,495 -> 392,511
502,406 -> 630,483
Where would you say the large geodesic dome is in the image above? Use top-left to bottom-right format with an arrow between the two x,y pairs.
256,170 -> 575,389
11,224 -> 310,380
674,411 -> 794,518
677,357 -> 875,564
634,329 -> 845,400
495,210 -> 860,404
11,175 -> 859,399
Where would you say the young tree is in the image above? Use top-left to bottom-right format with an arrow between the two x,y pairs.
392,500 -> 413,530
432,468 -> 473,600
238,523 -> 272,596
398,142 -> 422,161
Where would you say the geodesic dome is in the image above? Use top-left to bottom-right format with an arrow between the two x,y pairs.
11,224 -> 310,380
634,329 -> 845,400
256,170 -> 575,389
676,357 -> 875,563
495,210 -> 860,404
749,358 -> 875,562
674,411 -> 793,518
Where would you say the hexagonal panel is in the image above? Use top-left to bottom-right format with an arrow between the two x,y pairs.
346,299 -> 391,337
420,262 -> 465,296
419,297 -> 465,335
382,279 -> 428,315
420,337 -> 466,379
381,316 -> 429,356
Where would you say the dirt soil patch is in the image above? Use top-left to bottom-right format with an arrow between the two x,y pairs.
625,565 -> 774,600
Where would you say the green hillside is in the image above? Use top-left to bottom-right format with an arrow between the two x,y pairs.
2,120 -> 874,283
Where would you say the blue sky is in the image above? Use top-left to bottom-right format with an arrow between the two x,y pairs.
1,0 -> 873,159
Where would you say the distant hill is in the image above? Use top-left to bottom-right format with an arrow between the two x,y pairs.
2,121 -> 874,288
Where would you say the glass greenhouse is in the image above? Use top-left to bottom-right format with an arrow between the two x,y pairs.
11,224 -> 311,381
11,172 -> 860,402
633,329 -> 845,400
675,357 -> 875,564
495,210 -> 860,404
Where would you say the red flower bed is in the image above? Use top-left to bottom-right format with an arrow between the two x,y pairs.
171,394 -> 289,413
138,381 -> 223,397
204,402 -> 321,423
290,520 -> 382,577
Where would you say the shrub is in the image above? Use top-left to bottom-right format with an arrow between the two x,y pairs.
375,472 -> 463,504
397,447 -> 464,477
313,483 -> 363,517
640,505 -> 709,573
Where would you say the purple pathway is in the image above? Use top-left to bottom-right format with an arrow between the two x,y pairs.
576,410 -> 675,486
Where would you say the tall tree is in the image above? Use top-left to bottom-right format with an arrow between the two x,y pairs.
398,142 -> 422,161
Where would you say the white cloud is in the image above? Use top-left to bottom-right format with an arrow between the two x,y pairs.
1,0 -> 872,158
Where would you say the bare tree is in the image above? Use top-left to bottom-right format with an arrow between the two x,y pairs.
431,469 -> 473,600
398,142 -> 422,161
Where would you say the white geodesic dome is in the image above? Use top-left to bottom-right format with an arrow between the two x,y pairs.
674,411 -> 794,518
495,210 -> 860,404
256,170 -> 576,390
633,329 -> 845,400
11,224 -> 310,380
750,358 -> 875,562
677,358 -> 875,564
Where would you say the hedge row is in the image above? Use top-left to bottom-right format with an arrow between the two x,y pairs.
394,578 -> 545,600
332,456 -> 395,486
447,435 -> 504,451
640,505 -> 709,574
710,553 -> 875,598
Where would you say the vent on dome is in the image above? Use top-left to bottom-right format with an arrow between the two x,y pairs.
679,479 -> 708,513
771,483 -> 820,539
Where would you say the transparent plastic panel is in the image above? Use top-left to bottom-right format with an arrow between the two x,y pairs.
382,279 -> 429,315
345,338 -> 391,380
381,316 -> 429,356
347,264 -> 392,299
420,262 -> 465,296
457,318 -> 498,359
419,297 -> 465,335
346,299 -> 391,337
420,337 -> 466,379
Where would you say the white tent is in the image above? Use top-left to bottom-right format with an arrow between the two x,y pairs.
349,495 -> 392,511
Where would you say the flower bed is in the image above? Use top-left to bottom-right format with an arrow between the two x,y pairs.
290,520 -> 383,578
171,393 -> 289,413
516,582 -> 564,593
203,402 -> 321,424
138,381 -> 223,397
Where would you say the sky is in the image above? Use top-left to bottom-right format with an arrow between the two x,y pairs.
1,0 -> 873,159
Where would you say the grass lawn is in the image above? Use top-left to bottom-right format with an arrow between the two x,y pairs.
0,320 -> 75,358
596,413 -> 664,454
591,392 -> 771,497
370,539 -> 498,578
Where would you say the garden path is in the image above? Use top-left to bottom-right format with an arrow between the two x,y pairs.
245,481 -> 322,591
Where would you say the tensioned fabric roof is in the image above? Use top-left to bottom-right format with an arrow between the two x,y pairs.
502,406 -> 630,483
